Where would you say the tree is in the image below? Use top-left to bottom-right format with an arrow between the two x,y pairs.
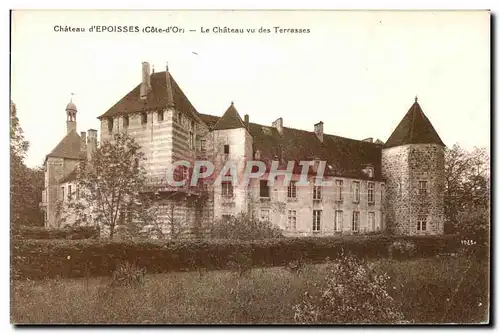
10,101 -> 44,227
444,143 -> 490,240
67,132 -> 148,239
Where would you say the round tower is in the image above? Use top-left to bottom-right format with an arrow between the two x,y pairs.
381,98 -> 445,235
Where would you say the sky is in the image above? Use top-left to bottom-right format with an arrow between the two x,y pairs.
11,10 -> 490,168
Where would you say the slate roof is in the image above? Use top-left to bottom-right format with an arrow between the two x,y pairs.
98,71 -> 199,120
45,130 -> 86,161
199,112 -> 383,180
212,103 -> 247,130
384,100 -> 445,148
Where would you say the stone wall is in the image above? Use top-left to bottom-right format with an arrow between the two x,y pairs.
382,144 -> 444,235
249,175 -> 385,236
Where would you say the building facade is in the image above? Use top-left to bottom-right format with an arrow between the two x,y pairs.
41,61 -> 445,236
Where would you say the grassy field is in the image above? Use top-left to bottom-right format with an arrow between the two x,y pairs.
11,255 -> 489,324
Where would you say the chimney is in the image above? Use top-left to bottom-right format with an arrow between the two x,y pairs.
272,117 -> 283,135
80,131 -> 87,155
362,137 -> 373,143
244,114 -> 249,127
87,129 -> 98,162
314,121 -> 323,142
140,62 -> 151,100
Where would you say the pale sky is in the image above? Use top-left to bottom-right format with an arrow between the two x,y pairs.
11,10 -> 490,168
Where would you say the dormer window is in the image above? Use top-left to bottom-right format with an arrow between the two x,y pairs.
367,168 -> 374,178
254,149 -> 261,160
363,166 -> 374,178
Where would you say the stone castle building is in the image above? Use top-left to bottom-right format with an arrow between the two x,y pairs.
41,61 -> 445,236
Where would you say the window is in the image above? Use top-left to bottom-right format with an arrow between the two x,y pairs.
107,118 -> 113,133
222,214 -> 232,222
335,180 -> 343,202
287,210 -> 297,230
68,185 -> 72,201
287,181 -> 297,199
189,132 -> 195,150
368,182 -> 375,203
60,186 -> 65,201
191,120 -> 195,131
123,116 -> 129,128
417,215 -> 427,231
352,182 -> 360,203
352,211 -> 360,232
158,110 -> 164,122
313,178 -> 322,200
260,209 -> 270,222
381,184 -> 385,203
367,167 -> 374,178
260,180 -> 270,198
419,181 -> 428,195
313,210 -> 321,232
335,210 -> 343,231
224,144 -> 230,155
76,186 -> 79,199
221,181 -> 233,197
368,212 -> 375,231
141,112 -> 147,125
200,139 -> 206,152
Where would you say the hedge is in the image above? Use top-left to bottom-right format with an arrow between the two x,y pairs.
11,234 -> 471,280
11,226 -> 99,240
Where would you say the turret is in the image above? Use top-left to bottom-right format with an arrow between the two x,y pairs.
381,97 -> 445,235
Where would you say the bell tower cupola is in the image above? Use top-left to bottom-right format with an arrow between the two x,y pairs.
66,93 -> 77,133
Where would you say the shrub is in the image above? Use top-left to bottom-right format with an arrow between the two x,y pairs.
293,254 -> 406,324
11,234 -> 463,280
227,251 -> 253,277
109,262 -> 146,288
388,240 -> 416,260
11,225 -> 99,240
208,213 -> 283,240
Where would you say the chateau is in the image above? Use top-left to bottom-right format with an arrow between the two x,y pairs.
40,61 -> 445,236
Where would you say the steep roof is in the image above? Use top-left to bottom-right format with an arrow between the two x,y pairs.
46,130 -> 86,161
200,113 -> 383,180
384,100 -> 445,148
212,103 -> 247,130
98,71 -> 200,120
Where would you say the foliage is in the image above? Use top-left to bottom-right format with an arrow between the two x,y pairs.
388,240 -> 416,260
11,225 -> 99,240
65,132 -> 149,239
293,254 -> 406,324
109,262 -> 146,288
208,212 -> 283,240
11,234 -> 465,280
11,256 -> 488,324
444,144 -> 490,241
10,101 -> 44,227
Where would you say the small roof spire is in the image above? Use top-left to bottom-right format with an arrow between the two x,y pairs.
70,92 -> 75,102
166,62 -> 169,72
231,100 -> 234,106
415,95 -> 418,103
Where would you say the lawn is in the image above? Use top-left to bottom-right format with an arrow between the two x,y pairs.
11,255 -> 489,324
